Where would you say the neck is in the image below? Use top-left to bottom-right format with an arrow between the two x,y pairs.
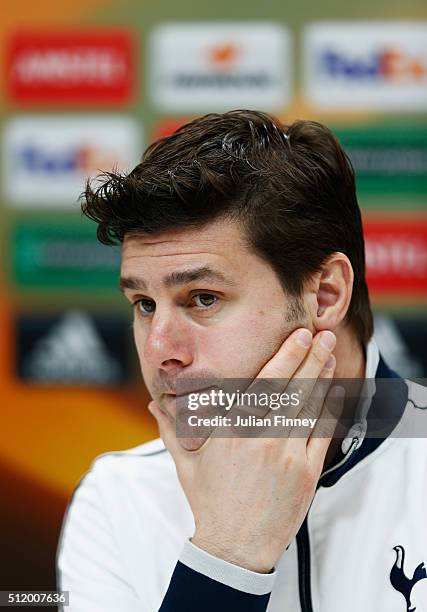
333,325 -> 366,380
322,324 -> 366,470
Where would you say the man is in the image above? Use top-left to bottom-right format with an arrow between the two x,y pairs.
56,110 -> 427,611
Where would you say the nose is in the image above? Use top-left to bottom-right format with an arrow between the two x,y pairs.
143,309 -> 193,372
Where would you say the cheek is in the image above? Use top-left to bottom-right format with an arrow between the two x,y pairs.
133,322 -> 158,397
198,309 -> 288,378
133,319 -> 148,368
133,319 -> 142,352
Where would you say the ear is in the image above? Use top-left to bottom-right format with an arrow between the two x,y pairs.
306,252 -> 354,331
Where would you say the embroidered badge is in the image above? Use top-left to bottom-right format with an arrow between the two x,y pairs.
390,545 -> 427,611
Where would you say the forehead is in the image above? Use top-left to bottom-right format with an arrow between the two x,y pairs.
121,218 -> 248,272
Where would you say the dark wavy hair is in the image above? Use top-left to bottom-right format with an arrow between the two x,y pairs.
82,109 -> 373,346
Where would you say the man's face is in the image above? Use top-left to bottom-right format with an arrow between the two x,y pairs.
120,218 -> 309,419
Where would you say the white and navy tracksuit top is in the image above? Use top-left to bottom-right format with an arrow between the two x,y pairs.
57,339 -> 427,611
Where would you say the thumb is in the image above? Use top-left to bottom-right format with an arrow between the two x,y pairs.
148,400 -> 184,461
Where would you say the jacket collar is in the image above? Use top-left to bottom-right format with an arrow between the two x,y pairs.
318,341 -> 408,488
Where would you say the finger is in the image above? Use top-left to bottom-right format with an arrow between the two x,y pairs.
228,328 -> 313,423
278,332 -> 336,421
272,351 -> 336,428
148,401 -> 187,460
267,330 -> 335,415
256,327 -> 313,380
293,330 -> 336,380
232,357 -> 336,441
222,328 -> 312,434
306,385 -> 346,461
287,356 -> 336,440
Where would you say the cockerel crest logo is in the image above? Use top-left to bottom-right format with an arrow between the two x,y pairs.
390,545 -> 427,611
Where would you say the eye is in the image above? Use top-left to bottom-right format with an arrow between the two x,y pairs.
135,298 -> 156,316
191,293 -> 218,309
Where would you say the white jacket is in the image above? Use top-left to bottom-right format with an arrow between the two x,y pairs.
57,340 -> 427,612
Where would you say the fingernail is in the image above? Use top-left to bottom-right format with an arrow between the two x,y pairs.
330,385 -> 345,399
320,331 -> 336,350
325,354 -> 336,369
296,329 -> 312,348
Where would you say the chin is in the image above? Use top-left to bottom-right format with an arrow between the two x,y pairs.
178,436 -> 208,451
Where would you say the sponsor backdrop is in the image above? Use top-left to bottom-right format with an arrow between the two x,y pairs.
1,0 -> 426,600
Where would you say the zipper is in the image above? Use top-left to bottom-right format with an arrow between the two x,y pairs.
318,436 -> 360,482
296,436 -> 360,611
296,517 -> 313,612
295,353 -> 402,610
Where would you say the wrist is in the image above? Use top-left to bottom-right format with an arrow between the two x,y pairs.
191,532 -> 275,574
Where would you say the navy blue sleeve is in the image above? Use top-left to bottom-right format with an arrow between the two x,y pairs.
158,561 -> 271,612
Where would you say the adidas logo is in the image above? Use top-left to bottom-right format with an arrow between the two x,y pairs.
22,310 -> 122,385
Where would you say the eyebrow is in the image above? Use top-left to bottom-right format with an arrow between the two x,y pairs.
119,266 -> 237,293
